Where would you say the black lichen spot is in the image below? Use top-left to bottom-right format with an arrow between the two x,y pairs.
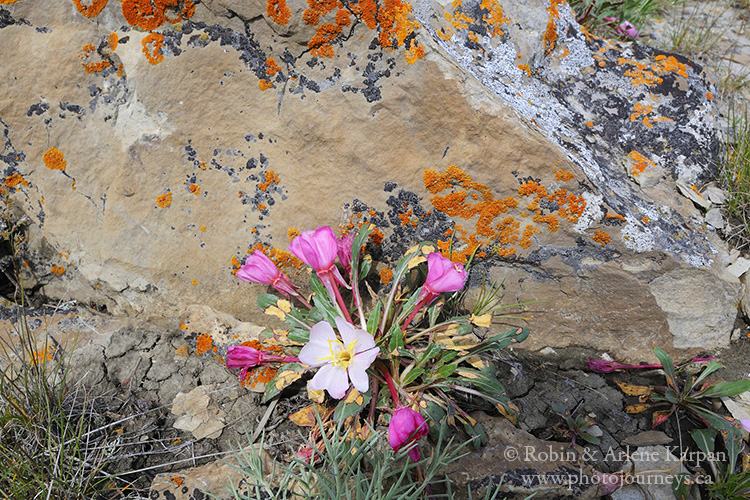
163,491 -> 175,500
59,102 -> 86,120
384,182 -> 397,192
26,102 -> 50,117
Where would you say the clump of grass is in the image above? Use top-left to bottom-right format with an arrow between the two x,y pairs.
569,0 -> 668,38
226,412 -> 511,500
662,0 -> 729,58
720,106 -> 750,250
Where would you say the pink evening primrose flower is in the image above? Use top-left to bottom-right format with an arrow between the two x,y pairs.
388,407 -> 428,461
236,250 -> 299,297
226,345 -> 268,380
417,252 -> 467,307
290,226 -> 349,288
298,317 -> 379,399
741,419 -> 750,433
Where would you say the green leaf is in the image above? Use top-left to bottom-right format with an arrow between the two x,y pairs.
333,389 -> 371,421
257,293 -> 282,310
287,327 -> 311,344
349,224 -> 373,276
309,274 -> 338,324
581,433 -> 600,445
671,473 -> 692,500
359,254 -> 372,279
699,380 -> 750,399
387,323 -> 404,352
414,343 -> 442,370
689,428 -> 716,457
401,368 -> 425,386
366,301 -> 382,336
463,418 -> 488,448
689,360 -> 723,392
653,348 -> 678,391
433,363 -> 457,380
690,406 -> 743,472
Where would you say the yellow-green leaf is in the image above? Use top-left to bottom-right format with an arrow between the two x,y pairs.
469,313 -> 492,328
274,370 -> 302,391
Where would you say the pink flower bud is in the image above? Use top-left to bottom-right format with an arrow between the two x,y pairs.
416,252 -> 467,307
237,250 -> 299,297
616,20 -> 638,38
289,226 -> 339,272
337,233 -> 355,275
226,345 -> 266,380
388,407 -> 428,461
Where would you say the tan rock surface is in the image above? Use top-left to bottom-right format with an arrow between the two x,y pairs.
0,0 -> 733,361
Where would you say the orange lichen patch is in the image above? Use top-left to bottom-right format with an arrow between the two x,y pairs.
518,64 -> 531,77
71,0 -> 109,18
231,255 -> 242,275
405,44 -> 426,64
116,63 -> 125,77
200,225 -> 206,232
122,0 -> 195,30
266,58 -> 282,76
287,227 -> 300,242
191,279 -> 198,286
32,346 -> 56,365
542,0 -> 565,55
426,165 -> 586,262
259,79 -> 273,90
438,27 -> 453,40
43,148 -> 67,171
642,216 -> 649,224
78,42 -> 111,74
479,0 -> 508,36
706,92 -> 714,101
258,170 -> 280,191
592,230 -> 610,247
533,213 -> 559,232
50,265 -> 65,276
4,174 -> 28,188
267,0 -> 291,25
630,102 -> 653,121
585,121 -> 593,127
103,32 -> 119,55
605,213 -> 626,221
180,321 -> 188,330
156,191 -> 172,208
142,33 -> 165,65
629,151 -> 656,177
652,55 -> 688,77
378,0 -> 419,50
303,0 -> 338,25
519,224 -> 539,249
195,333 -> 213,355
0,0 -> 23,3
188,183 -> 200,194
172,477 -> 184,487
690,185 -> 704,198
553,169 -> 574,182
379,267 -> 393,285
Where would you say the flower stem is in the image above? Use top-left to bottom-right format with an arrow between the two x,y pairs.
382,367 -> 401,406
330,280 -> 354,324
402,298 -> 427,331
291,292 -> 313,310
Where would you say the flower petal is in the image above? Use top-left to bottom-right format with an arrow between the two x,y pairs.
336,317 -> 375,353
347,363 -> 370,393
299,321 -> 337,367
309,364 -> 349,399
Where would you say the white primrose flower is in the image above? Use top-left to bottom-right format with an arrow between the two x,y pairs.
298,317 -> 379,399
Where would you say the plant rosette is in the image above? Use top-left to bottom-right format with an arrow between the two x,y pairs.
227,224 -> 529,458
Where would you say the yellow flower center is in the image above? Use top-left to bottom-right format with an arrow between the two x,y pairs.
319,339 -> 358,369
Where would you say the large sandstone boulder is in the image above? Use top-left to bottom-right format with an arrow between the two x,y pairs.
0,0 -> 737,361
